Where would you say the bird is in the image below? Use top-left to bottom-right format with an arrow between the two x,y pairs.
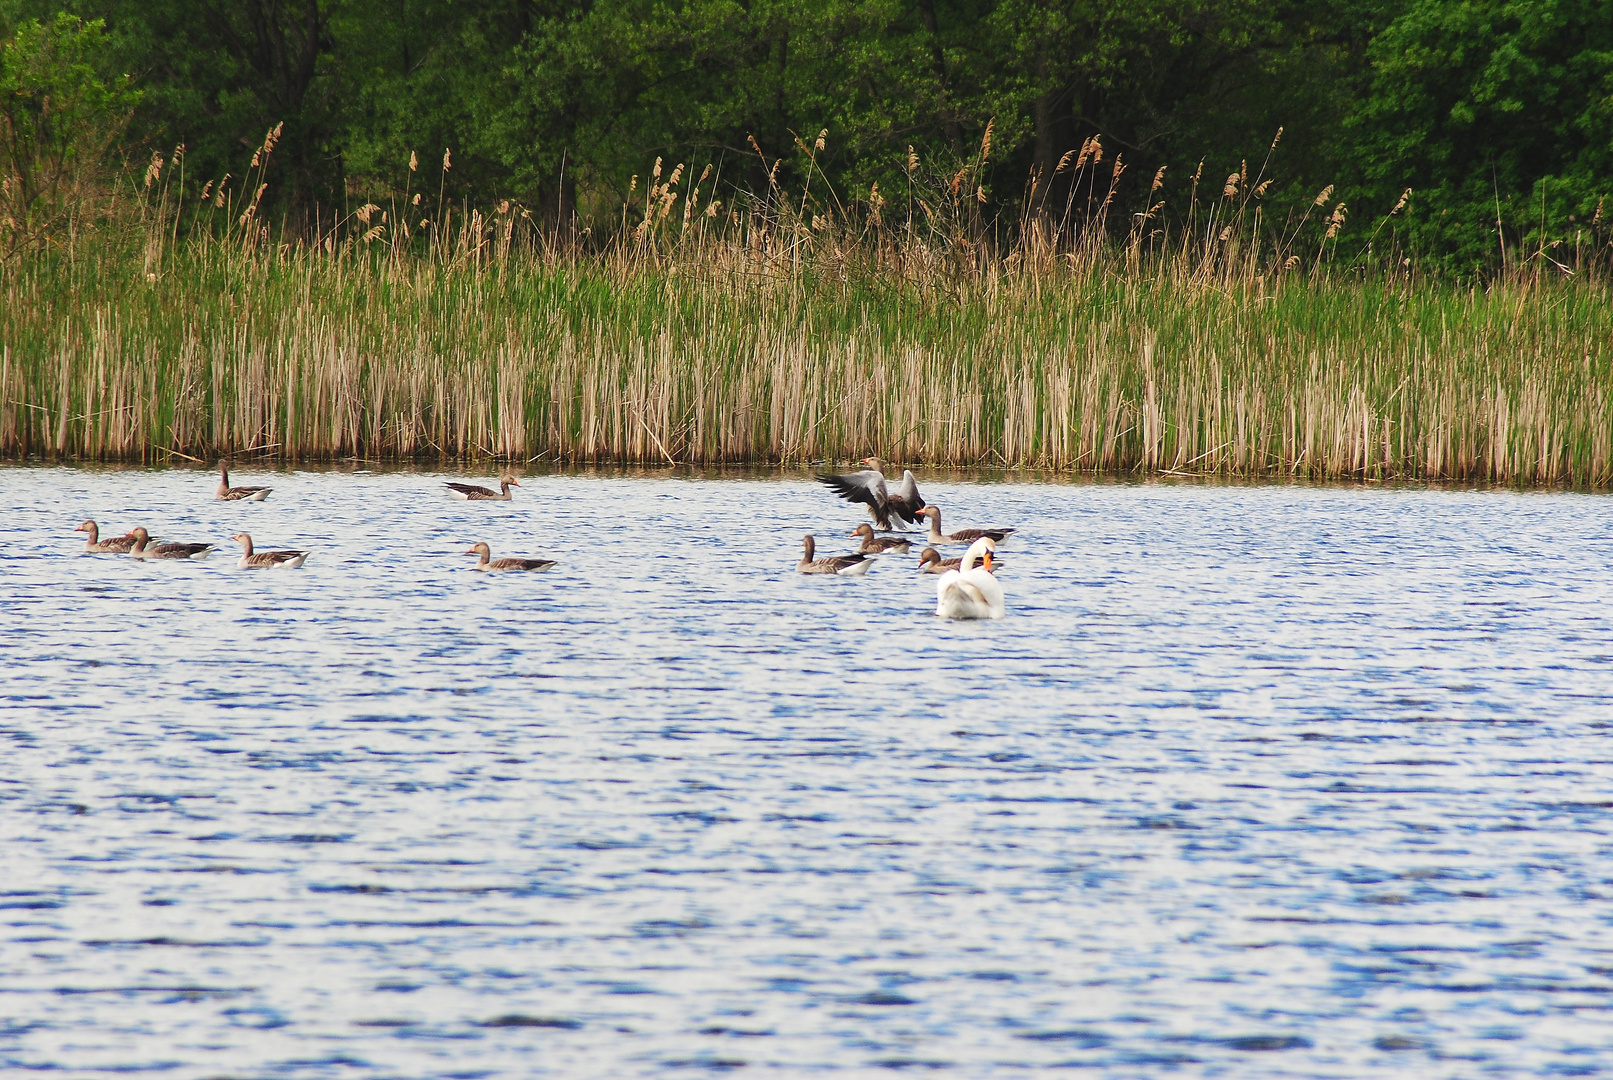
74,520 -> 142,553
465,541 -> 555,572
445,475 -> 520,501
216,462 -> 272,501
935,537 -> 1005,620
128,526 -> 215,561
230,533 -> 308,569
797,535 -> 874,576
848,523 -> 912,554
918,546 -> 1001,574
817,457 -> 924,530
917,505 -> 1014,546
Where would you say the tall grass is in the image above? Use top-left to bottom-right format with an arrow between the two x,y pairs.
2,133 -> 1609,484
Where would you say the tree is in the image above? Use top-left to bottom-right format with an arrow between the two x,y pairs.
0,12 -> 136,254
1353,0 -> 1613,270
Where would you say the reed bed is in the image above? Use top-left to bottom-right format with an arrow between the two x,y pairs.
2,169 -> 1609,484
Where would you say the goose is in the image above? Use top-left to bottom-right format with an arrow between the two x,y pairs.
817,457 -> 924,530
917,505 -> 1014,546
216,462 -> 272,501
798,535 -> 873,576
918,546 -> 1001,574
848,523 -> 912,555
128,526 -> 215,561
935,537 -> 1005,620
445,475 -> 520,501
231,533 -> 309,569
465,541 -> 555,572
74,520 -> 142,553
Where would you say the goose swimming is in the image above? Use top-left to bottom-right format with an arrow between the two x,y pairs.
216,462 -> 272,501
231,533 -> 309,569
128,527 -> 216,561
75,520 -> 142,553
934,537 -> 1005,620
918,546 -> 1001,574
465,541 -> 555,572
797,535 -> 874,576
917,505 -> 1014,546
817,457 -> 924,530
849,523 -> 912,554
446,475 -> 520,501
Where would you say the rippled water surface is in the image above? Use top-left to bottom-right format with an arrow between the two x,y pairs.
4,465 -> 1613,1078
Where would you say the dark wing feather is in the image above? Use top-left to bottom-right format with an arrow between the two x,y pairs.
952,527 -> 1015,543
445,482 -> 496,497
886,470 -> 925,524
816,470 -> 888,512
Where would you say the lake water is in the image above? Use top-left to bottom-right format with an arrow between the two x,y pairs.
3,465 -> 1612,1078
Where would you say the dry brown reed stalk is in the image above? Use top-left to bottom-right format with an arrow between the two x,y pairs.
2,141 -> 1610,486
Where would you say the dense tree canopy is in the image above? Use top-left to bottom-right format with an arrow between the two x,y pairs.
0,0 -> 1607,269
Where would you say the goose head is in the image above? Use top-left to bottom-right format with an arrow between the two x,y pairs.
465,541 -> 493,558
801,535 -> 816,561
130,527 -> 151,542
230,533 -> 253,550
499,475 -> 521,488
918,547 -> 942,568
848,523 -> 876,540
74,520 -> 96,535
917,505 -> 941,524
859,456 -> 883,472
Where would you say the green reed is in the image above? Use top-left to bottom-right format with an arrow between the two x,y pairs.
2,166 -> 1609,485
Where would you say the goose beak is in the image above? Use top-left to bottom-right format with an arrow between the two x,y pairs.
509,479 -> 521,487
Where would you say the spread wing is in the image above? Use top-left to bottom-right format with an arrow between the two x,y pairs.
886,471 -> 925,524
445,482 -> 495,497
817,469 -> 889,513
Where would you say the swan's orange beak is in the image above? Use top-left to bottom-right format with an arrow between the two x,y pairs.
983,551 -> 993,570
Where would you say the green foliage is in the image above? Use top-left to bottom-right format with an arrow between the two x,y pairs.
0,11 -> 135,253
1354,0 -> 1613,271
3,0 -> 1610,270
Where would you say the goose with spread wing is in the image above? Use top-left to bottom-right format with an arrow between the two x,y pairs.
934,537 -> 1005,620
231,533 -> 309,569
797,535 -> 873,576
128,527 -> 216,561
817,457 -> 924,530
75,520 -> 142,553
918,505 -> 1014,546
217,462 -> 272,501
465,541 -> 555,572
445,475 -> 520,501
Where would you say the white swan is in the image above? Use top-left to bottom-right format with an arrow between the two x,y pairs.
935,537 -> 1004,620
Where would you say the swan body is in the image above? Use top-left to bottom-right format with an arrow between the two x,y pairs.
446,476 -> 520,501
935,538 -> 1004,619
129,527 -> 215,561
75,520 -> 142,553
217,463 -> 272,501
817,457 -> 924,530
232,533 -> 309,568
466,541 -> 555,572
798,535 -> 873,576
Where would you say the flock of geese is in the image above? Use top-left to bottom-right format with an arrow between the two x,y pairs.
70,458 -> 1014,619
